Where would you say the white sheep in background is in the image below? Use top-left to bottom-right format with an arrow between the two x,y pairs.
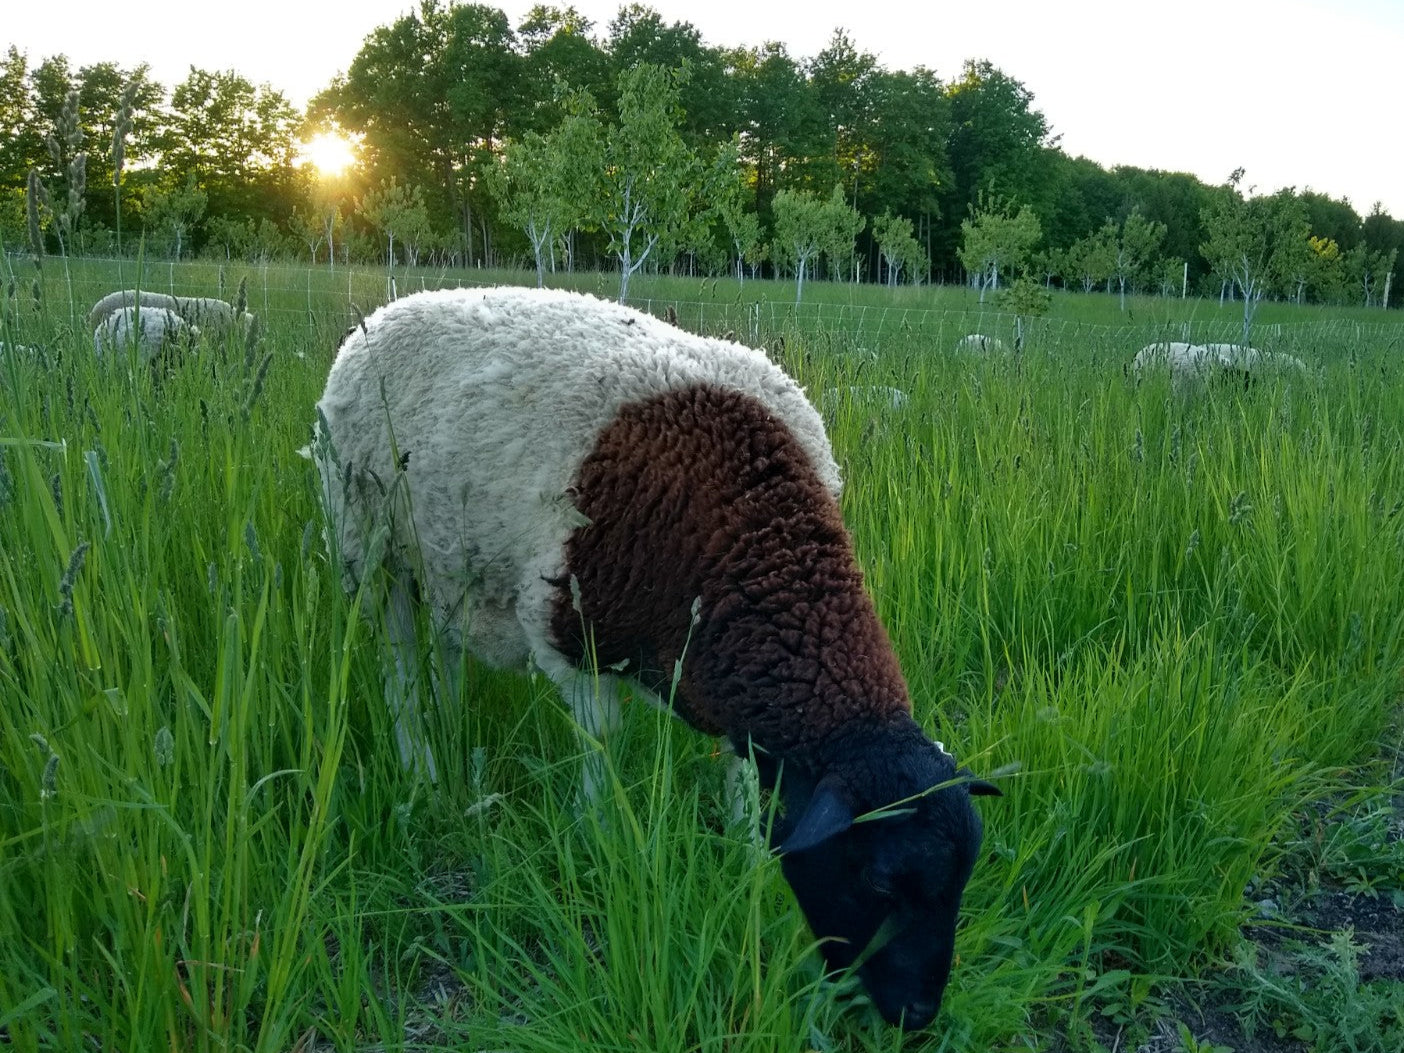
313,286 -> 998,1029
818,384 -> 910,420
954,333 -> 1007,354
88,290 -> 254,339
93,306 -> 199,364
1132,341 -> 1307,391
1200,342 -> 1307,375
1131,340 -> 1207,381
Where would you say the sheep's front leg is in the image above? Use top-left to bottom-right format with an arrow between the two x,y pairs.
559,668 -> 626,804
385,568 -> 439,783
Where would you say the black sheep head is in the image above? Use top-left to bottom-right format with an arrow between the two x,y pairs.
772,721 -> 999,1029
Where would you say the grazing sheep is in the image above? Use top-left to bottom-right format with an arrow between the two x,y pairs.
1131,340 -> 1205,381
954,333 -> 1007,354
1200,342 -> 1307,377
87,290 -> 254,339
314,286 -> 998,1029
1132,341 -> 1306,390
93,306 -> 199,366
818,384 -> 910,419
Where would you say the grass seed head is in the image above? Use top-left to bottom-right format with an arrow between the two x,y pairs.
56,540 -> 90,620
154,726 -> 175,767
40,752 -> 59,800
240,352 -> 273,420
25,170 -> 45,268
244,521 -> 262,566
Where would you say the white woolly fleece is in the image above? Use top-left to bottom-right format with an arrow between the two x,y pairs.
88,290 -> 251,336
315,285 -> 841,676
1132,340 -> 1307,389
92,305 -> 197,361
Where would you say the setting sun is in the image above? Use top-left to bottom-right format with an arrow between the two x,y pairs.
299,130 -> 359,177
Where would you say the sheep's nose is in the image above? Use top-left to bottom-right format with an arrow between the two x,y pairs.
901,1000 -> 938,1030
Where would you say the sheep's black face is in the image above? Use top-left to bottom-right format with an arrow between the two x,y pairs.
775,733 -> 997,1029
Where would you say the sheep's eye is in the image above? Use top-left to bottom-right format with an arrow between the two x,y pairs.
862,867 -> 893,897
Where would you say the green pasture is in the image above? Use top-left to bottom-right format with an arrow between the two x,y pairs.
1,258 -> 1401,1051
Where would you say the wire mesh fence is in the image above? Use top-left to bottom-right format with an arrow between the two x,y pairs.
4,253 -> 1403,367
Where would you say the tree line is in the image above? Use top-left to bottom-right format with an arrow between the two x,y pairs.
3,0 -> 1400,308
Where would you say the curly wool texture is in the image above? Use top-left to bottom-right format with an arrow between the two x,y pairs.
316,286 -> 841,682
92,305 -> 198,363
552,385 -> 910,754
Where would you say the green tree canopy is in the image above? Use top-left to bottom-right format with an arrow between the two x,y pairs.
161,67 -> 301,232
771,184 -> 862,302
488,98 -> 603,285
958,193 -> 1042,301
1200,178 -> 1311,342
1108,208 -> 1166,309
873,210 -> 926,286
593,63 -> 704,301
314,0 -> 524,263
942,60 -> 1052,252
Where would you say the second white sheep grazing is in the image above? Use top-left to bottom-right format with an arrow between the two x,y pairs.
954,333 -> 1007,354
1200,342 -> 1308,376
1132,341 -> 1307,391
313,286 -> 998,1029
88,290 -> 254,339
818,384 -> 910,419
93,306 -> 199,365
1131,341 -> 1207,382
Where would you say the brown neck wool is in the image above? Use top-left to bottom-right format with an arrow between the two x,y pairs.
550,384 -> 911,755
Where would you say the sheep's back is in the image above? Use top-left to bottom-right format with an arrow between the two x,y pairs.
93,305 -> 195,361
88,290 -> 182,331
316,286 -> 840,669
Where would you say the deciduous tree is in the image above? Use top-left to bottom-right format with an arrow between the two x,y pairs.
1345,243 -> 1398,308
1109,208 -> 1166,310
593,63 -> 703,301
872,211 -> 925,286
360,177 -> 432,267
315,1 -> 524,264
1065,227 -> 1115,293
162,67 -> 300,233
1200,178 -> 1310,342
772,184 -> 862,301
771,188 -> 827,303
958,193 -> 1041,301
941,60 -> 1051,268
142,175 -> 207,259
488,97 -> 602,285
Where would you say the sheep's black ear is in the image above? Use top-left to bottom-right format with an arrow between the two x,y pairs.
958,766 -> 1002,796
780,777 -> 853,855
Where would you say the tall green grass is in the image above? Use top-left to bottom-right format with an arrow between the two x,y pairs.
1,259 -> 1401,1050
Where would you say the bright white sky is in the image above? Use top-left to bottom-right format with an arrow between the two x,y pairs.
7,0 -> 1402,217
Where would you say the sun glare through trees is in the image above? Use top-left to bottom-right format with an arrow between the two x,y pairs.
299,130 -> 359,177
